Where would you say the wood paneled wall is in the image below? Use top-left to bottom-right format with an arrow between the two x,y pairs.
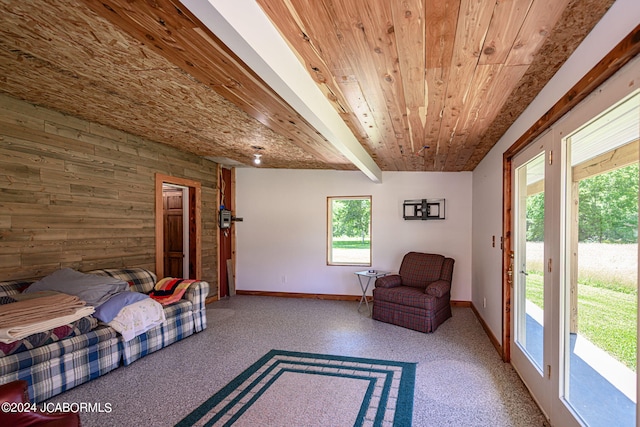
0,94 -> 218,296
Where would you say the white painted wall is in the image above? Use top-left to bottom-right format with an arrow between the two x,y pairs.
236,170 -> 472,301
471,0 -> 640,343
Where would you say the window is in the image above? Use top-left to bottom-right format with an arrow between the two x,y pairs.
327,196 -> 371,266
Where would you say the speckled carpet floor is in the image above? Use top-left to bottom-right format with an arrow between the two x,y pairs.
46,296 -> 547,426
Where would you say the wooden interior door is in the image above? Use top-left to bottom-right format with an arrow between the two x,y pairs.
155,174 -> 201,281
163,187 -> 184,278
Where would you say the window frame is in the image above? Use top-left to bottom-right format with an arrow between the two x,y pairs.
326,195 -> 372,267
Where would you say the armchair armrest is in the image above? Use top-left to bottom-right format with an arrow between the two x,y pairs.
183,280 -> 210,332
375,274 -> 402,288
426,280 -> 450,297
0,380 -> 80,426
0,380 -> 29,404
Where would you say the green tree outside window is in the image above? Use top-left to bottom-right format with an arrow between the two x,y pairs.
327,196 -> 371,265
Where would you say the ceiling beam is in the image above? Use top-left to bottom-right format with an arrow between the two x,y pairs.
572,139 -> 639,182
526,140 -> 639,196
181,0 -> 383,183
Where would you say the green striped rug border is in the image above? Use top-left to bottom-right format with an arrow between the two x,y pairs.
176,349 -> 416,427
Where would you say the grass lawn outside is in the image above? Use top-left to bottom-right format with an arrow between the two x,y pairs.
526,272 -> 637,370
331,238 -> 371,264
524,242 -> 637,370
526,242 -> 637,292
332,239 -> 370,249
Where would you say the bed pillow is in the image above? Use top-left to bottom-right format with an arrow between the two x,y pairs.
24,268 -> 127,306
93,292 -> 149,323
107,298 -> 166,342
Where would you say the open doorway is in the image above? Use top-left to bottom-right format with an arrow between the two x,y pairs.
162,184 -> 190,278
218,166 -> 234,298
155,173 -> 202,280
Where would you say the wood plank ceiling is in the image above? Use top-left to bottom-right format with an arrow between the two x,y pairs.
0,0 -> 615,174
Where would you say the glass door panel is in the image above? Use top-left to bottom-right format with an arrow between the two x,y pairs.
512,135 -> 553,418
561,92 -> 639,427
515,151 -> 546,372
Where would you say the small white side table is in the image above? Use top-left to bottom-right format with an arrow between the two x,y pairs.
354,270 -> 389,316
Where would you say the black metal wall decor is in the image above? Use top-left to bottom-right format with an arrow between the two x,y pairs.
403,199 -> 445,220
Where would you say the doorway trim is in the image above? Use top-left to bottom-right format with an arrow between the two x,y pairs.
217,165 -> 236,299
162,183 -> 190,277
501,26 -> 640,362
155,173 -> 202,280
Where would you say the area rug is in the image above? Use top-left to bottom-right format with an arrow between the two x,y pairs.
176,349 -> 416,427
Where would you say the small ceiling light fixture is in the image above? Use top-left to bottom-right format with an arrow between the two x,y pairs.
251,145 -> 264,166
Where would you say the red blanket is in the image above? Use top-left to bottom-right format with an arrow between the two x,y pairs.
149,278 -> 196,305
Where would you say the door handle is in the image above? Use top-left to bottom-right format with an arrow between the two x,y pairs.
519,270 -> 529,276
507,252 -> 514,287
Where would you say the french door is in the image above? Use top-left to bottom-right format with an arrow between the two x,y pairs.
512,131 -> 555,418
510,81 -> 639,425
556,91 -> 639,427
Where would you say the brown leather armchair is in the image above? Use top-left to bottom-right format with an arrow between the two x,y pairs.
0,380 -> 80,426
372,252 -> 454,332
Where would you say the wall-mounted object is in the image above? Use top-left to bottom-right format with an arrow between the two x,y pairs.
403,199 -> 445,220
219,208 -> 243,229
219,209 -> 232,228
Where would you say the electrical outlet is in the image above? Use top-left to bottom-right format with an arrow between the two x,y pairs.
281,275 -> 287,284
483,297 -> 487,308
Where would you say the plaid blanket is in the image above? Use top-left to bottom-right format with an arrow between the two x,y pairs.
149,278 -> 196,305
0,293 -> 94,343
0,316 -> 98,357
